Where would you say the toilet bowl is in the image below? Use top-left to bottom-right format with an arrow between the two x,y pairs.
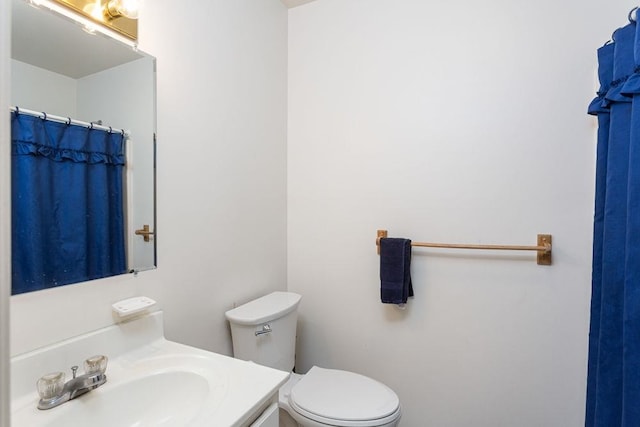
280,368 -> 401,427
225,292 -> 401,427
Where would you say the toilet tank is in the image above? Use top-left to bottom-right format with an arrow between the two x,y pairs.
225,292 -> 302,372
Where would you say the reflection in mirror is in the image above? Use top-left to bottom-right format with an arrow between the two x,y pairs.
10,0 -> 156,294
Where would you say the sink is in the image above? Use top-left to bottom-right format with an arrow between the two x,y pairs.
11,311 -> 289,427
12,353 -> 229,427
47,371 -> 210,427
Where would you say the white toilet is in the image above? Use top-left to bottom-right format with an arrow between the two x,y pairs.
225,292 -> 402,427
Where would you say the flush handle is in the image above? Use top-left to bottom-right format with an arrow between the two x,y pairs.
255,324 -> 272,336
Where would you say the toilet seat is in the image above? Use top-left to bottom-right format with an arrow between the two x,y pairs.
289,366 -> 401,427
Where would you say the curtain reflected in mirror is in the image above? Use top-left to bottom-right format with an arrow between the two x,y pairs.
10,0 -> 156,294
11,112 -> 128,294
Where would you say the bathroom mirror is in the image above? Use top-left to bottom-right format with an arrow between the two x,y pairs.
10,0 -> 156,294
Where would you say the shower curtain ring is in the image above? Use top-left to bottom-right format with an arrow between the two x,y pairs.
89,122 -> 94,130
66,117 -> 71,125
108,126 -> 113,133
41,112 -> 47,121
629,6 -> 638,22
14,106 -> 19,115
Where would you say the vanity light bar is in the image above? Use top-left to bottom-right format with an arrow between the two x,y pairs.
27,0 -> 137,48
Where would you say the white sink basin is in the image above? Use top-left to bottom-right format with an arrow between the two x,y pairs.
11,312 -> 289,427
12,353 -> 229,427
46,371 -> 210,427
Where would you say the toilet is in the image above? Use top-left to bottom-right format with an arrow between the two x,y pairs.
225,292 -> 402,427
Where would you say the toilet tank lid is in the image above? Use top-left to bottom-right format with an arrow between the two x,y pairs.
225,292 -> 302,325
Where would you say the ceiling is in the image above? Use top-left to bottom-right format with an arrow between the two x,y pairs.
280,0 -> 318,8
12,0 -> 143,78
11,0 -> 317,79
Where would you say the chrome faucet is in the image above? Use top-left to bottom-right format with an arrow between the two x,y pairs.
36,355 -> 108,410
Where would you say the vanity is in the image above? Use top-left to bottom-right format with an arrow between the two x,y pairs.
10,311 -> 289,426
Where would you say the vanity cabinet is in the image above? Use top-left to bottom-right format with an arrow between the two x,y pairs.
249,401 -> 279,427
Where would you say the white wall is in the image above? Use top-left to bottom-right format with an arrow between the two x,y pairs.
11,60 -> 77,116
287,0 -> 635,426
1,0 -> 11,424
10,0 -> 288,357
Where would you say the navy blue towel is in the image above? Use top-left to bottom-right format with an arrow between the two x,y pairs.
379,238 -> 414,304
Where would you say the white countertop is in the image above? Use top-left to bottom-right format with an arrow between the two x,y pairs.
11,311 -> 289,427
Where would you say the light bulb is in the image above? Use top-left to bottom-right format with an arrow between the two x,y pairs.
105,0 -> 142,20
82,1 -> 104,21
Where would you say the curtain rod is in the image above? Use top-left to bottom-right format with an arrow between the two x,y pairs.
376,229 -> 553,266
10,106 -> 129,136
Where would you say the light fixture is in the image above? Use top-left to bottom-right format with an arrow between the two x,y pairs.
47,0 -> 139,40
103,0 -> 142,20
82,0 -> 103,20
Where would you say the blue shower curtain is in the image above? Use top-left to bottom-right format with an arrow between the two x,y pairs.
586,17 -> 640,426
11,112 -> 127,295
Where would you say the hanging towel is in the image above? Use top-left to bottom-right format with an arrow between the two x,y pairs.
379,238 -> 414,304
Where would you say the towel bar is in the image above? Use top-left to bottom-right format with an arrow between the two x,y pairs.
376,230 -> 552,266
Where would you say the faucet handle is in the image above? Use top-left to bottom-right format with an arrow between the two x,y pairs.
36,372 -> 65,400
84,355 -> 108,375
